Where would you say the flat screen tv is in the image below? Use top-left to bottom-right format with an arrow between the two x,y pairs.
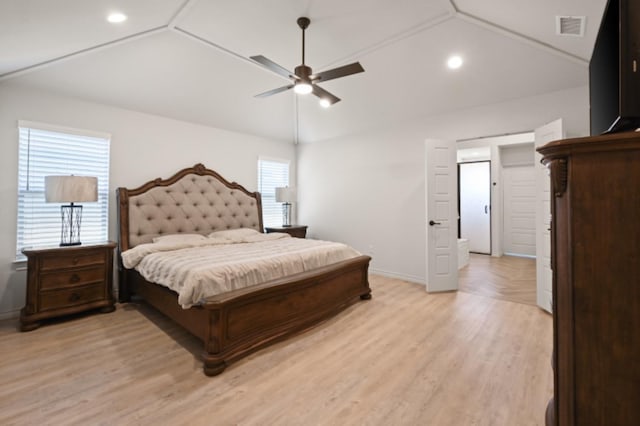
589,0 -> 640,135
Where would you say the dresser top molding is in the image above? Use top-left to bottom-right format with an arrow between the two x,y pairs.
537,131 -> 640,161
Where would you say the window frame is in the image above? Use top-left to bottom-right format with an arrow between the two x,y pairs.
257,156 -> 291,229
15,120 -> 111,260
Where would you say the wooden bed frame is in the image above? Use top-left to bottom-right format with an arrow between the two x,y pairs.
117,164 -> 371,376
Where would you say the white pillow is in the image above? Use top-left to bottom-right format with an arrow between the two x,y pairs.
152,233 -> 207,244
207,228 -> 260,239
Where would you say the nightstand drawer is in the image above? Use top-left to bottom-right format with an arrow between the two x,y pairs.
40,251 -> 106,271
285,228 -> 306,238
265,225 -> 308,238
40,266 -> 105,290
39,284 -> 105,311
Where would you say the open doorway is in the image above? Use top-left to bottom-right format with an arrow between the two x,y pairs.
456,133 -> 537,306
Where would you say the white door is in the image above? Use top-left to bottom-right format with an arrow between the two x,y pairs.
459,161 -> 491,254
425,138 -> 458,292
534,119 -> 564,313
503,165 -> 536,256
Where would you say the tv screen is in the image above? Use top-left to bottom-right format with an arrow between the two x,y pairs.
589,0 -> 640,135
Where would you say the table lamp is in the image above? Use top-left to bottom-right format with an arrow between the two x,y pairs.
275,186 -> 296,227
45,176 -> 98,246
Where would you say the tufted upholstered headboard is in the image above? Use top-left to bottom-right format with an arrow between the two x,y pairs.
117,163 -> 263,252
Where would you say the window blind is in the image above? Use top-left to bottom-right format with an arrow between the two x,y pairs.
258,158 -> 290,228
16,123 -> 111,258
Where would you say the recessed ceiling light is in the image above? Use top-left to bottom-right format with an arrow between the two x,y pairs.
107,12 -> 127,24
447,55 -> 463,70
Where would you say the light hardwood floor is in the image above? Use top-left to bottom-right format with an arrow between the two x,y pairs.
0,275 -> 552,425
458,254 -> 537,306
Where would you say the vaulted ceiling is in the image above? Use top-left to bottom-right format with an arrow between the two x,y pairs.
0,0 -> 607,143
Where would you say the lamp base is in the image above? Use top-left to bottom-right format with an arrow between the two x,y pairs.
60,204 -> 83,246
281,202 -> 292,227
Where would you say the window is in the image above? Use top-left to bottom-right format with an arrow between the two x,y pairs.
258,157 -> 290,228
16,121 -> 111,258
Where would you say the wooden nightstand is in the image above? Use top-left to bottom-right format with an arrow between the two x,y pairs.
20,241 -> 116,331
264,225 -> 308,238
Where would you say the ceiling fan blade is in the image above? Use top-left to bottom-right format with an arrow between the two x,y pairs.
255,85 -> 294,98
312,84 -> 341,105
250,55 -> 297,80
310,62 -> 364,83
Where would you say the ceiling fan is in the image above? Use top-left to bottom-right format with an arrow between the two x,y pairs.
250,17 -> 365,107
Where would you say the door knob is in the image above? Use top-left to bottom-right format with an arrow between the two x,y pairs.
429,220 -> 441,226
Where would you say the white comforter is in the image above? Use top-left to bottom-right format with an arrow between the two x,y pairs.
122,232 -> 361,308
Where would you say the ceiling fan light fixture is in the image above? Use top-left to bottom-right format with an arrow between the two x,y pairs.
252,17 -> 364,105
294,81 -> 313,95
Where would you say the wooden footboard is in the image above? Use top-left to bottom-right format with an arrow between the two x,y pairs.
126,255 -> 371,376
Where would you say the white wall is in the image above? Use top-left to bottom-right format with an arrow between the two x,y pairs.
297,86 -> 589,284
0,83 -> 295,318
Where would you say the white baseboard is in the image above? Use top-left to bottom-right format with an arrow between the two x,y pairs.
0,309 -> 20,321
369,268 -> 425,285
503,252 -> 536,259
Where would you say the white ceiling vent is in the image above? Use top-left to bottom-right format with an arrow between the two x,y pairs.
556,16 -> 586,37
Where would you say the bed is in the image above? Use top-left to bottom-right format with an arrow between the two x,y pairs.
117,163 -> 371,376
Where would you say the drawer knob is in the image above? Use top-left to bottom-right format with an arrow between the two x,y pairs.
72,257 -> 79,265
69,274 -> 81,284
69,292 -> 81,302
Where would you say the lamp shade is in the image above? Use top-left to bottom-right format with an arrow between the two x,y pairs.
45,176 -> 98,203
275,187 -> 296,203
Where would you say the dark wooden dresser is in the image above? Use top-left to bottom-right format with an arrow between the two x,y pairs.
265,225 -> 308,238
20,241 -> 116,331
538,132 -> 640,425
